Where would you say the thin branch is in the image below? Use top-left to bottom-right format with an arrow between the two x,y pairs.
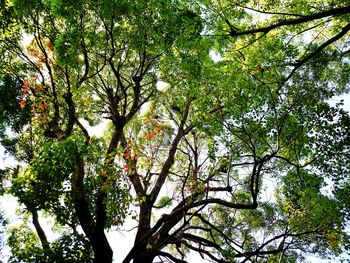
236,3 -> 308,17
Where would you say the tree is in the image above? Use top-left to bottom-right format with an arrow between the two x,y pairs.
0,207 -> 7,260
0,0 -> 350,262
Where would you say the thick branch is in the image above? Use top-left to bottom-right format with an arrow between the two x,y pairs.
283,22 -> 350,83
31,209 -> 50,251
120,132 -> 145,195
73,153 -> 113,262
95,124 -> 125,232
229,6 -> 350,36
182,233 -> 222,250
158,251 -> 188,263
72,153 -> 96,240
181,241 -> 229,263
150,98 -> 193,204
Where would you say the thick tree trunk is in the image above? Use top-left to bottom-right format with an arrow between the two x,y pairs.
73,154 -> 113,262
123,244 -> 155,263
91,232 -> 113,263
133,254 -> 154,263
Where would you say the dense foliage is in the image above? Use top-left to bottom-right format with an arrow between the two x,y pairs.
0,0 -> 350,262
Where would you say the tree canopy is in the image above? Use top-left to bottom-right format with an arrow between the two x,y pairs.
0,0 -> 350,262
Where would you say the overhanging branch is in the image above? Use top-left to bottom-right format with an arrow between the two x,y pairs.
228,6 -> 350,36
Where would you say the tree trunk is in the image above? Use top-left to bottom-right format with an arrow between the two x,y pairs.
31,209 -> 51,252
133,254 -> 154,263
91,232 -> 113,263
73,154 -> 113,262
124,244 -> 155,263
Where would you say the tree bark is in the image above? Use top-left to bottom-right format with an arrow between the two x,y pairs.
91,232 -> 113,263
73,153 -> 113,263
31,209 -> 50,252
123,244 -> 155,263
133,253 -> 154,263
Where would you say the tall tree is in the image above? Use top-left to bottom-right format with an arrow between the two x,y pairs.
0,0 -> 350,262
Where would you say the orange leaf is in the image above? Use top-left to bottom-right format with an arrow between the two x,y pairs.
37,101 -> 48,111
34,85 -> 44,93
18,100 -> 26,109
123,164 -> 129,173
22,80 -> 30,93
47,41 -> 54,51
38,54 -> 46,63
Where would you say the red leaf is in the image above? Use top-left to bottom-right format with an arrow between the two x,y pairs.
18,100 -> 26,109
